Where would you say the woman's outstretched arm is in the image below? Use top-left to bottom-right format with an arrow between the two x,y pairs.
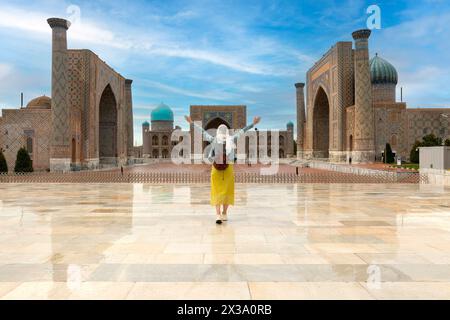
232,116 -> 261,140
184,115 -> 214,143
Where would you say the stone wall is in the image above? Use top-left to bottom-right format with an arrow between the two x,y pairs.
373,102 -> 408,160
407,109 -> 450,148
0,109 -> 52,171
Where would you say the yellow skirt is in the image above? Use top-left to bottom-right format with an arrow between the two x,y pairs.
210,164 -> 235,206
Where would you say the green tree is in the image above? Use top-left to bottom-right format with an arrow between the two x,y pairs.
409,134 -> 444,164
0,149 -> 7,173
445,139 -> 450,147
14,147 -> 33,173
422,133 -> 442,146
385,143 -> 395,163
409,140 -> 421,164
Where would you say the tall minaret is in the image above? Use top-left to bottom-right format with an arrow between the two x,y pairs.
352,29 -> 375,163
295,83 -> 306,158
125,79 -> 134,159
48,18 -> 71,172
142,121 -> 150,157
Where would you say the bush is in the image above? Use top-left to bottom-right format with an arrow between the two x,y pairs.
422,133 -> 442,146
445,139 -> 450,147
409,134 -> 444,164
14,147 -> 33,173
385,143 -> 395,163
0,150 -> 7,173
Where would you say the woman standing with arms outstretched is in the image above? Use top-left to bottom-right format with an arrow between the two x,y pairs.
185,115 -> 261,224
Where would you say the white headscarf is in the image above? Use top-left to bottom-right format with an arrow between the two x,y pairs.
216,124 -> 234,155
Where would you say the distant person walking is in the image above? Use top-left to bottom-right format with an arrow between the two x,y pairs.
185,115 -> 261,224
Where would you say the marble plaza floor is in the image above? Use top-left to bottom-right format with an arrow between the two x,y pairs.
0,182 -> 450,300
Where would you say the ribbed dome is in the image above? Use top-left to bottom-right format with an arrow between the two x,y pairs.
26,95 -> 51,109
287,121 -> 294,127
370,54 -> 398,85
142,121 -> 150,127
151,103 -> 174,122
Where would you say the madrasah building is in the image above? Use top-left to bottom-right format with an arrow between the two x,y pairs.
0,17 -> 134,172
295,29 -> 450,163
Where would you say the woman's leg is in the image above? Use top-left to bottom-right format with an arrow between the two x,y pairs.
222,204 -> 229,221
215,205 -> 222,224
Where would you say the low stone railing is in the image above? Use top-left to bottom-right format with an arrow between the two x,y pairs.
0,171 -> 423,184
295,160 -> 425,183
420,169 -> 450,186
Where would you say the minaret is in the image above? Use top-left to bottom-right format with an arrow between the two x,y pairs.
142,121 -> 150,157
47,18 -> 71,172
352,29 -> 375,163
125,79 -> 134,159
295,83 -> 306,158
286,121 -> 294,157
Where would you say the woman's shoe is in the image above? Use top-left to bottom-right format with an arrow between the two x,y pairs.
216,215 -> 222,224
221,212 -> 228,221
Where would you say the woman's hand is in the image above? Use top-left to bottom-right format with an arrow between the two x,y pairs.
253,116 -> 261,125
185,115 -> 193,124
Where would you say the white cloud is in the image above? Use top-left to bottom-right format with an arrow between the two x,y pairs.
370,10 -> 450,108
133,114 -> 150,120
0,5 -> 296,76
147,10 -> 198,24
147,47 -> 276,75
140,80 -> 238,101
133,104 -> 159,111
0,5 -> 134,49
0,63 -> 13,80
398,66 -> 450,107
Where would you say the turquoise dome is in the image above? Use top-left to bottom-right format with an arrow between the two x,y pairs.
287,121 -> 294,127
151,103 -> 174,122
142,121 -> 149,127
370,54 -> 398,85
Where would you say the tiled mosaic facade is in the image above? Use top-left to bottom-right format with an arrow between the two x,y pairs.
0,107 -> 52,171
407,109 -> 450,148
352,30 -> 375,163
48,18 -> 71,167
295,83 -> 306,156
303,41 -> 355,162
0,18 -> 133,172
142,120 -> 175,159
297,29 -> 450,163
65,48 -> 133,170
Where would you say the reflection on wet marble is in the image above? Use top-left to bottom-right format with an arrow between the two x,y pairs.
0,183 -> 450,300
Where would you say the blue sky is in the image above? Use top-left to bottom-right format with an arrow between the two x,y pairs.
0,0 -> 449,145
